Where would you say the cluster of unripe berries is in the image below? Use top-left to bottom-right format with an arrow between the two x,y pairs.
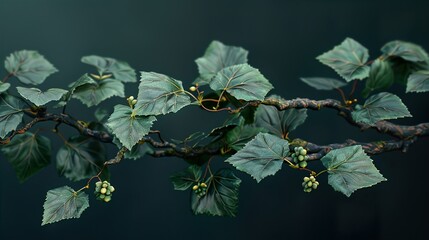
127,96 -> 137,108
302,175 -> 319,193
192,182 -> 208,198
291,146 -> 309,168
95,180 -> 115,202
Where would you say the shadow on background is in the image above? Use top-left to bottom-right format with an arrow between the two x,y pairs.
1,0 -> 428,239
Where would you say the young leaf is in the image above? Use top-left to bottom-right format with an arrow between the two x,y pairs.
362,59 -> 394,97
321,145 -> 386,197
226,124 -> 264,151
170,165 -> 202,191
406,70 -> 429,93
82,55 -> 136,82
254,105 -> 307,139
16,87 -> 68,106
72,78 -> 125,107
191,169 -> 241,217
352,92 -> 412,125
210,63 -> 273,101
56,136 -> 106,181
42,186 -> 89,225
4,50 -> 58,85
300,77 -> 347,90
135,71 -> 191,116
0,82 -> 10,93
106,104 -> 156,150
317,38 -> 370,82
0,94 -> 25,139
226,132 -> 288,182
1,132 -> 51,182
381,40 -> 429,62
195,40 -> 248,85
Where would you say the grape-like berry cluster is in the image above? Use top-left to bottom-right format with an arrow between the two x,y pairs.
302,175 -> 319,193
291,146 -> 309,168
192,182 -> 208,198
95,180 -> 115,202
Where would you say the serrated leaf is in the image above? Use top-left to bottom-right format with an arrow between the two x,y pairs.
300,77 -> 347,90
72,78 -> 125,107
226,124 -> 264,151
0,94 -> 25,139
254,105 -> 307,139
317,38 -> 370,81
381,40 -> 429,62
352,92 -> 412,125
16,87 -> 67,106
94,107 -> 109,122
170,165 -> 202,191
1,132 -> 51,182
4,50 -> 58,85
135,71 -> 191,116
42,186 -> 89,225
124,143 -> 154,160
362,59 -> 394,97
106,104 -> 156,150
82,55 -> 136,82
226,132 -> 288,182
321,145 -> 386,197
56,136 -> 106,181
0,82 -> 10,93
192,169 -> 241,217
194,40 -> 248,85
210,64 -> 273,101
406,70 -> 429,93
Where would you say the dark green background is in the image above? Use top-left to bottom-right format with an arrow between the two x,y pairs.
1,0 -> 428,239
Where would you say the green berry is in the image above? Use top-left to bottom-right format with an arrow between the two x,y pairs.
298,155 -> 304,161
99,194 -> 106,199
298,146 -> 304,151
192,185 -> 198,191
200,183 -> 207,188
312,184 -> 318,189
310,176 -> 315,181
299,161 -> 308,168
95,181 -> 102,188
304,177 -> 310,182
100,188 -> 107,194
104,196 -> 111,202
300,149 -> 307,155
109,186 -> 115,192
102,183 -> 108,188
307,181 -> 313,187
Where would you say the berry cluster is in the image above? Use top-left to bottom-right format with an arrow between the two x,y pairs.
95,180 -> 115,202
192,182 -> 208,198
302,175 -> 319,193
127,96 -> 137,108
291,146 -> 309,168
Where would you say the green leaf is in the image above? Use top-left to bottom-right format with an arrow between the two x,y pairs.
16,87 -> 67,106
56,136 -> 106,181
191,169 -> 241,217
106,104 -> 156,150
210,63 -> 273,101
254,105 -> 307,139
352,92 -> 412,125
321,145 -> 386,197
406,70 -> 429,93
1,132 -> 51,182
94,107 -> 109,122
0,94 -> 25,139
124,143 -> 154,160
72,78 -> 125,107
381,40 -> 429,62
82,55 -> 136,82
135,71 -> 191,115
195,40 -> 248,85
226,132 -> 288,182
388,58 -> 427,85
170,165 -> 202,191
42,186 -> 89,225
4,50 -> 58,85
0,82 -> 10,93
209,114 -> 244,136
226,124 -> 264,151
54,74 -> 96,108
362,59 -> 394,97
300,77 -> 347,90
317,38 -> 370,82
